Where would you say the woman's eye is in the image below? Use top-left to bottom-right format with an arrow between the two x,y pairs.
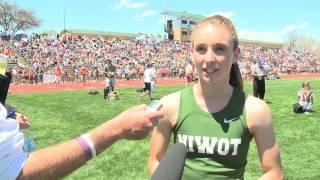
216,47 -> 225,51
214,47 -> 227,55
196,47 -> 206,54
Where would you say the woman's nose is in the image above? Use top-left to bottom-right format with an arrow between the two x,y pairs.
204,50 -> 216,63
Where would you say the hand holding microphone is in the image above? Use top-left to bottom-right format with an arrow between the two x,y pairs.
115,102 -> 163,140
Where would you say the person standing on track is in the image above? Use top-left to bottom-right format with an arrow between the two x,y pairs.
251,58 -> 267,100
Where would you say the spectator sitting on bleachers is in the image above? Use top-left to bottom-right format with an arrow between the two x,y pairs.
3,33 -> 319,85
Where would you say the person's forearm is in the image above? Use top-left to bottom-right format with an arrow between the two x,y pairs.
89,117 -> 123,154
18,119 -> 123,180
18,139 -> 87,180
259,169 -> 283,180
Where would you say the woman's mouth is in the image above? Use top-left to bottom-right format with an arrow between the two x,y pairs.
203,64 -> 219,74
203,68 -> 219,74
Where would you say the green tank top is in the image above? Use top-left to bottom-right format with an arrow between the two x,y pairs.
173,86 -> 253,180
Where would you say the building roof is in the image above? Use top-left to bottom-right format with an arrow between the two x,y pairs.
162,11 -> 205,21
40,30 -> 58,35
239,39 -> 283,48
62,29 -> 138,37
177,11 -> 206,21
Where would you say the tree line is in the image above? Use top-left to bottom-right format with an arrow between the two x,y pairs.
0,1 -> 41,39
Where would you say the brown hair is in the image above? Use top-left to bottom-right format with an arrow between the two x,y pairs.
191,15 -> 243,90
302,81 -> 311,90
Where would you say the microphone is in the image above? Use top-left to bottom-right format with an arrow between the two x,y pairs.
151,143 -> 187,180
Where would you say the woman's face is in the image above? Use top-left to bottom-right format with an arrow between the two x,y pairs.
304,83 -> 310,90
192,23 -> 238,84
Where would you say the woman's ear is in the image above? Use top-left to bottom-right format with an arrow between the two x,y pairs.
233,47 -> 240,63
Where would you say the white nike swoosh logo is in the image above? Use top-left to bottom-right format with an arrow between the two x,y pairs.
223,116 -> 240,124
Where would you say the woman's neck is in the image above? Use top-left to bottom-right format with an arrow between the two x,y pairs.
193,82 -> 233,113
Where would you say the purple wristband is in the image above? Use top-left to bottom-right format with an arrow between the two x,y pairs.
76,137 -> 92,160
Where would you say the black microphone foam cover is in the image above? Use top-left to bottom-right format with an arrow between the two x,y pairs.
151,143 -> 187,180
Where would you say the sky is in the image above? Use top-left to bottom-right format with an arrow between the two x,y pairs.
8,0 -> 320,43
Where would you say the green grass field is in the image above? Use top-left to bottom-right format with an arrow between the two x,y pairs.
7,78 -> 320,179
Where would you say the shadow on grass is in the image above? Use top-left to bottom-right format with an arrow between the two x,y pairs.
265,101 -> 272,104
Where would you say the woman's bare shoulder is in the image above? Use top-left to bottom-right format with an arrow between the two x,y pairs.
159,91 -> 181,125
245,95 -> 272,130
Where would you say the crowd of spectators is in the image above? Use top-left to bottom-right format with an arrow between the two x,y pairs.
1,33 -> 319,85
